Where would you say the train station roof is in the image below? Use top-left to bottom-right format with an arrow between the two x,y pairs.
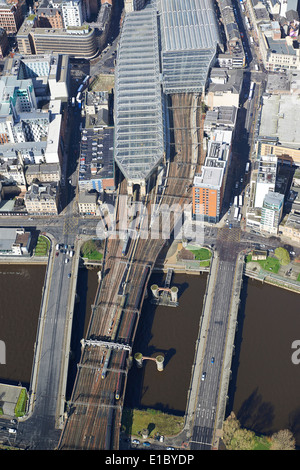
114,2 -> 164,183
157,0 -> 221,52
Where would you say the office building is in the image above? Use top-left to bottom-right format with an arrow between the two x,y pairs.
4,53 -> 70,102
254,155 -> 278,208
61,0 -> 83,27
158,0 -> 222,93
260,190 -> 284,234
256,94 -> 300,165
17,18 -> 97,58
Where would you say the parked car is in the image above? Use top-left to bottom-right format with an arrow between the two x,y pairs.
143,442 -> 151,448
201,372 -> 206,381
132,439 -> 140,445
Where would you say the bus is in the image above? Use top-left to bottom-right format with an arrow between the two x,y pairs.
234,207 -> 240,220
245,17 -> 250,30
248,81 -> 255,101
239,195 -> 243,207
245,162 -> 250,173
234,196 -> 238,207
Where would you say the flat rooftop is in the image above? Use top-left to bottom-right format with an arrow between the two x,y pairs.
259,94 -> 300,148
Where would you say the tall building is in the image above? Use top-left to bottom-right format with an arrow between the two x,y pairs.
192,129 -> 232,223
157,0 -> 222,93
260,191 -> 284,234
254,155 -> 278,208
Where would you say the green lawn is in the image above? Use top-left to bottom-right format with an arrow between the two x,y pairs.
189,248 -> 212,261
121,408 -> 185,438
34,235 -> 50,256
258,257 -> 280,273
246,255 -> 280,274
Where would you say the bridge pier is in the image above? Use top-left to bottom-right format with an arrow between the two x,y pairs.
134,352 -> 164,372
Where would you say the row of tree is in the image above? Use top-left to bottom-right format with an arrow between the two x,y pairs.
223,412 -> 296,450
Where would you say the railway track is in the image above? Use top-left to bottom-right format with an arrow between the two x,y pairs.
58,92 -> 203,450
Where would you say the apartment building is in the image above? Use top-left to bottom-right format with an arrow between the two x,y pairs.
192,129 -> 232,223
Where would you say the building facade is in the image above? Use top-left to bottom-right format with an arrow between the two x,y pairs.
260,191 -> 284,233
0,1 -> 23,34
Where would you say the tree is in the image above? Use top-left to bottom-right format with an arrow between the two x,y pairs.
222,412 -> 255,450
270,429 -> 295,450
274,247 -> 290,266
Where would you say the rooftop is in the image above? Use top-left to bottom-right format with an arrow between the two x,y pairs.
158,0 -> 221,52
259,94 -> 300,148
114,1 -> 164,182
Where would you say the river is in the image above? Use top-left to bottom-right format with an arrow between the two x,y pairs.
0,264 -> 46,387
228,277 -> 300,445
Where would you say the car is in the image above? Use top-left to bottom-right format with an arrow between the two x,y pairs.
229,224 -> 233,229
68,273 -> 71,278
166,447 -> 175,450
142,441 -> 151,448
8,428 -> 16,434
211,357 -> 215,364
10,419 -> 17,425
56,251 -> 59,257
201,372 -> 206,381
65,258 -> 69,264
132,439 -> 140,445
